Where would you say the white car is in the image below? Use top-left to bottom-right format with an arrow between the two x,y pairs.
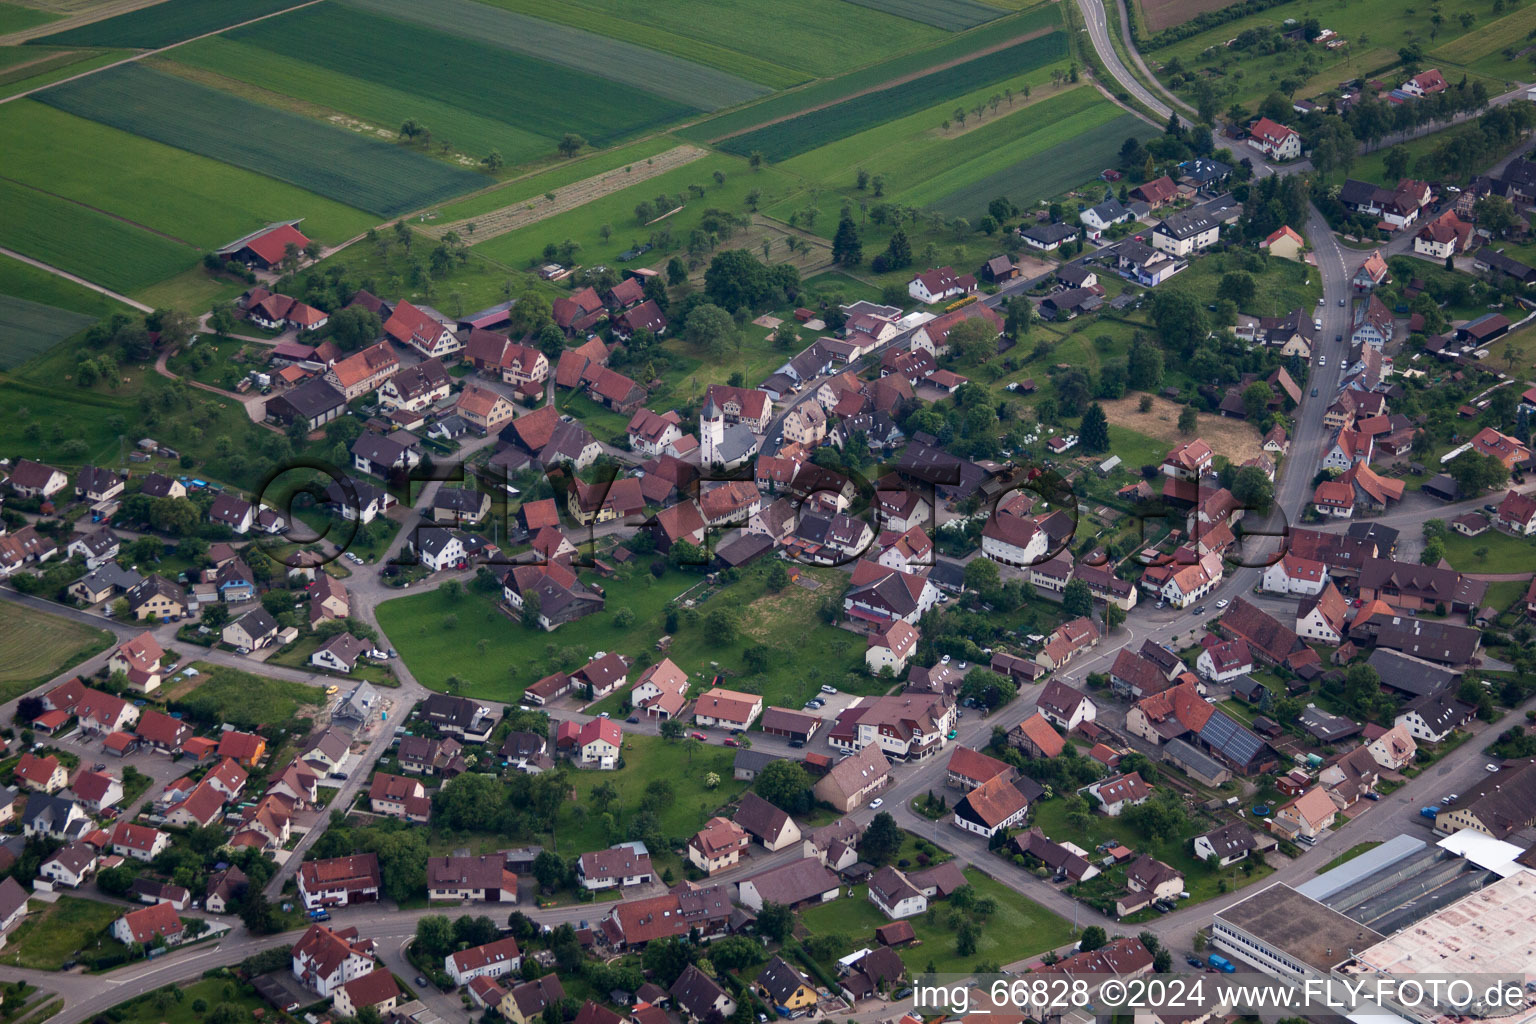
1215,599 -> 1228,609
869,798 -> 884,810
1486,763 -> 1501,773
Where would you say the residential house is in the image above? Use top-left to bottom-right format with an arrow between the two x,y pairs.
908,267 -> 976,305
1151,209 -> 1220,256
377,359 -> 451,413
1414,211 -> 1474,258
222,606 -> 279,651
334,970 -> 399,1019
1269,786 -> 1337,840
1197,638 -> 1254,682
735,792 -> 802,851
952,774 -> 1030,838
1037,679 -> 1096,732
1395,690 -> 1475,742
693,688 -> 762,731
1010,713 -> 1065,759
687,817 -> 750,875
111,822 -> 170,862
111,902 -> 184,948
107,633 -> 166,693
1193,823 -> 1257,867
39,840 -> 96,887
735,857 -> 840,912
756,957 -> 817,1013
297,854 -> 382,910
384,301 -> 458,359
813,745 -> 891,812
1296,583 -> 1350,644
7,459 -> 67,499
291,922 -> 377,997
1085,772 -> 1152,816
446,937 -> 523,987
867,865 -> 927,919
671,964 -> 735,1021
1035,616 -> 1100,671
368,773 -> 430,823
14,754 -> 66,794
1247,117 -> 1301,160
577,844 -> 653,891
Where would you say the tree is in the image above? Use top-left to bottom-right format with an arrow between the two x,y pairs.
1217,271 -> 1256,306
532,851 -> 566,892
757,902 -> 793,942
435,772 -> 502,830
861,811 -> 902,864
1475,195 -> 1518,238
755,760 -> 811,812
1420,536 -> 1447,565
667,257 -> 688,286
1383,146 -> 1409,181
1230,464 -> 1274,514
557,133 -> 585,158
683,303 -> 739,359
947,317 -> 998,363
1079,402 -> 1110,453
415,915 -> 455,960
1178,405 -> 1198,435
964,557 -> 1000,594
1242,381 -> 1275,423
880,229 -> 912,271
1450,452 -> 1509,496
831,214 -> 862,267
1127,339 -> 1164,390
1106,602 -> 1126,633
1078,926 -> 1108,952
1062,578 -> 1094,617
703,606 -> 739,644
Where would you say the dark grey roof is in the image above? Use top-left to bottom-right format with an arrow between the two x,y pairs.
1298,707 -> 1361,742
272,377 -> 345,421
75,562 -> 143,594
232,605 -> 278,638
1366,649 -> 1455,697
1022,222 -> 1079,244
1156,209 -> 1221,240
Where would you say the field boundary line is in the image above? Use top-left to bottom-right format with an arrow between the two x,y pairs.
704,25 -> 1056,143
0,0 -> 326,105
0,0 -> 164,45
0,172 -> 199,246
0,246 -> 152,312
426,143 -> 710,243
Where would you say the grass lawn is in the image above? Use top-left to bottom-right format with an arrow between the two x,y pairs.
0,602 -> 113,704
1440,526 -> 1536,574
799,867 -> 1075,973
174,662 -> 324,730
133,265 -> 249,311
268,634 -> 397,686
0,251 -> 129,320
1032,797 -> 1273,906
1319,840 -> 1381,873
551,732 -> 746,857
436,136 -> 681,222
0,896 -> 120,970
100,977 -> 269,1024
1164,250 -> 1322,318
377,561 -> 877,709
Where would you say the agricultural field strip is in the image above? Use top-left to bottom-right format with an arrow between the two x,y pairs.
779,82 -> 1107,204
840,0 -> 1003,31
900,93 -> 1129,206
0,100 -> 375,248
0,293 -> 96,369
163,37 -> 550,167
930,112 -> 1157,217
27,0 -> 302,47
225,3 -> 693,148
492,0 -> 947,80
1432,3 -> 1536,62
345,0 -> 767,110
680,5 -> 1061,143
426,144 -> 710,242
720,31 -> 1068,161
476,0 -> 803,89
37,63 -> 485,218
433,136 -> 677,222
0,177 -> 196,293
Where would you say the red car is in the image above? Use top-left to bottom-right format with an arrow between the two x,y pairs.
723,738 -> 739,747
689,731 -> 707,741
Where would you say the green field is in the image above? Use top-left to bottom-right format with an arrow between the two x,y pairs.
0,177 -> 197,293
0,251 -> 129,319
799,867 -> 1076,973
0,100 -> 378,247
100,978 -> 271,1024
1165,251 -> 1322,317
470,151 -> 799,270
931,112 -> 1156,217
0,294 -> 96,369
720,32 -> 1068,161
0,3 -> 57,35
28,0 -> 297,47
39,63 -> 485,217
432,135 -> 680,222
554,733 -> 747,855
377,561 -> 872,708
0,897 -> 119,970
1147,0 -> 1509,108
843,0 -> 1004,30
224,3 -> 695,151
680,8 -> 1061,143
485,0 -> 945,81
1441,525 -> 1536,574
0,45 -> 127,100
346,0 -> 768,110
174,662 -> 323,730
0,601 -> 114,703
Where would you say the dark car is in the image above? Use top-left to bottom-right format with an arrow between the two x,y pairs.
626,716 -> 639,724
1187,957 -> 1204,968
788,739 -> 805,748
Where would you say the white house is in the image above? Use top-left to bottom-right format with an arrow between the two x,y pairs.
1247,117 -> 1302,160
1195,639 -> 1253,683
907,267 -> 975,305
410,528 -> 466,572
446,937 -> 523,987
1151,210 -> 1220,256
867,866 -> 927,919
1080,198 -> 1134,235
1260,552 -> 1328,596
980,513 -> 1048,568
292,922 -> 377,997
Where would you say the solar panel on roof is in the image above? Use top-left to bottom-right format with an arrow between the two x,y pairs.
1198,709 -> 1264,765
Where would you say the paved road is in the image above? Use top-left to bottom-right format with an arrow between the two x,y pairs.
1075,0 -> 1174,123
